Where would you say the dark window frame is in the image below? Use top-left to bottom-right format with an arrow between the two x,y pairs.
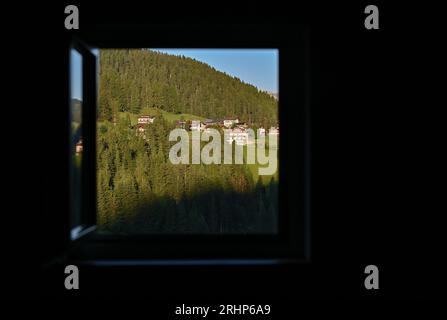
69,38 -> 98,240
69,24 -> 310,263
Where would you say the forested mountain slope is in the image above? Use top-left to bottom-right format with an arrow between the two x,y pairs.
98,49 -> 278,127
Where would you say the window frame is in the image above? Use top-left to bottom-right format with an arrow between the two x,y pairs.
69,37 -> 98,240
68,24 -> 310,263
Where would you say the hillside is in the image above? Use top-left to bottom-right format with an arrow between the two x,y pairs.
117,108 -> 206,126
98,49 -> 278,127
71,98 -> 82,123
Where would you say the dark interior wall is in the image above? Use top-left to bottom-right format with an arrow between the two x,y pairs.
6,1 -> 445,301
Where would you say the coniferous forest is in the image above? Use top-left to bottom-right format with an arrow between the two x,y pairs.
96,49 -> 279,234
98,49 -> 278,128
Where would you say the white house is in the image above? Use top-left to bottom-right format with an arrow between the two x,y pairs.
204,119 -> 218,126
138,115 -> 155,124
75,139 -> 83,154
223,117 -> 239,128
190,120 -> 204,131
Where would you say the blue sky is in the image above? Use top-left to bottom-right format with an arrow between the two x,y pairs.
70,49 -> 83,100
70,49 -> 279,100
152,49 -> 278,92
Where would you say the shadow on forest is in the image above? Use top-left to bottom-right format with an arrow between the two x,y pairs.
98,180 -> 278,235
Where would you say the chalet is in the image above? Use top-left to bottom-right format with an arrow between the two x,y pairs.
137,115 -> 155,124
204,119 -> 219,126
223,117 -> 239,128
75,139 -> 83,154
